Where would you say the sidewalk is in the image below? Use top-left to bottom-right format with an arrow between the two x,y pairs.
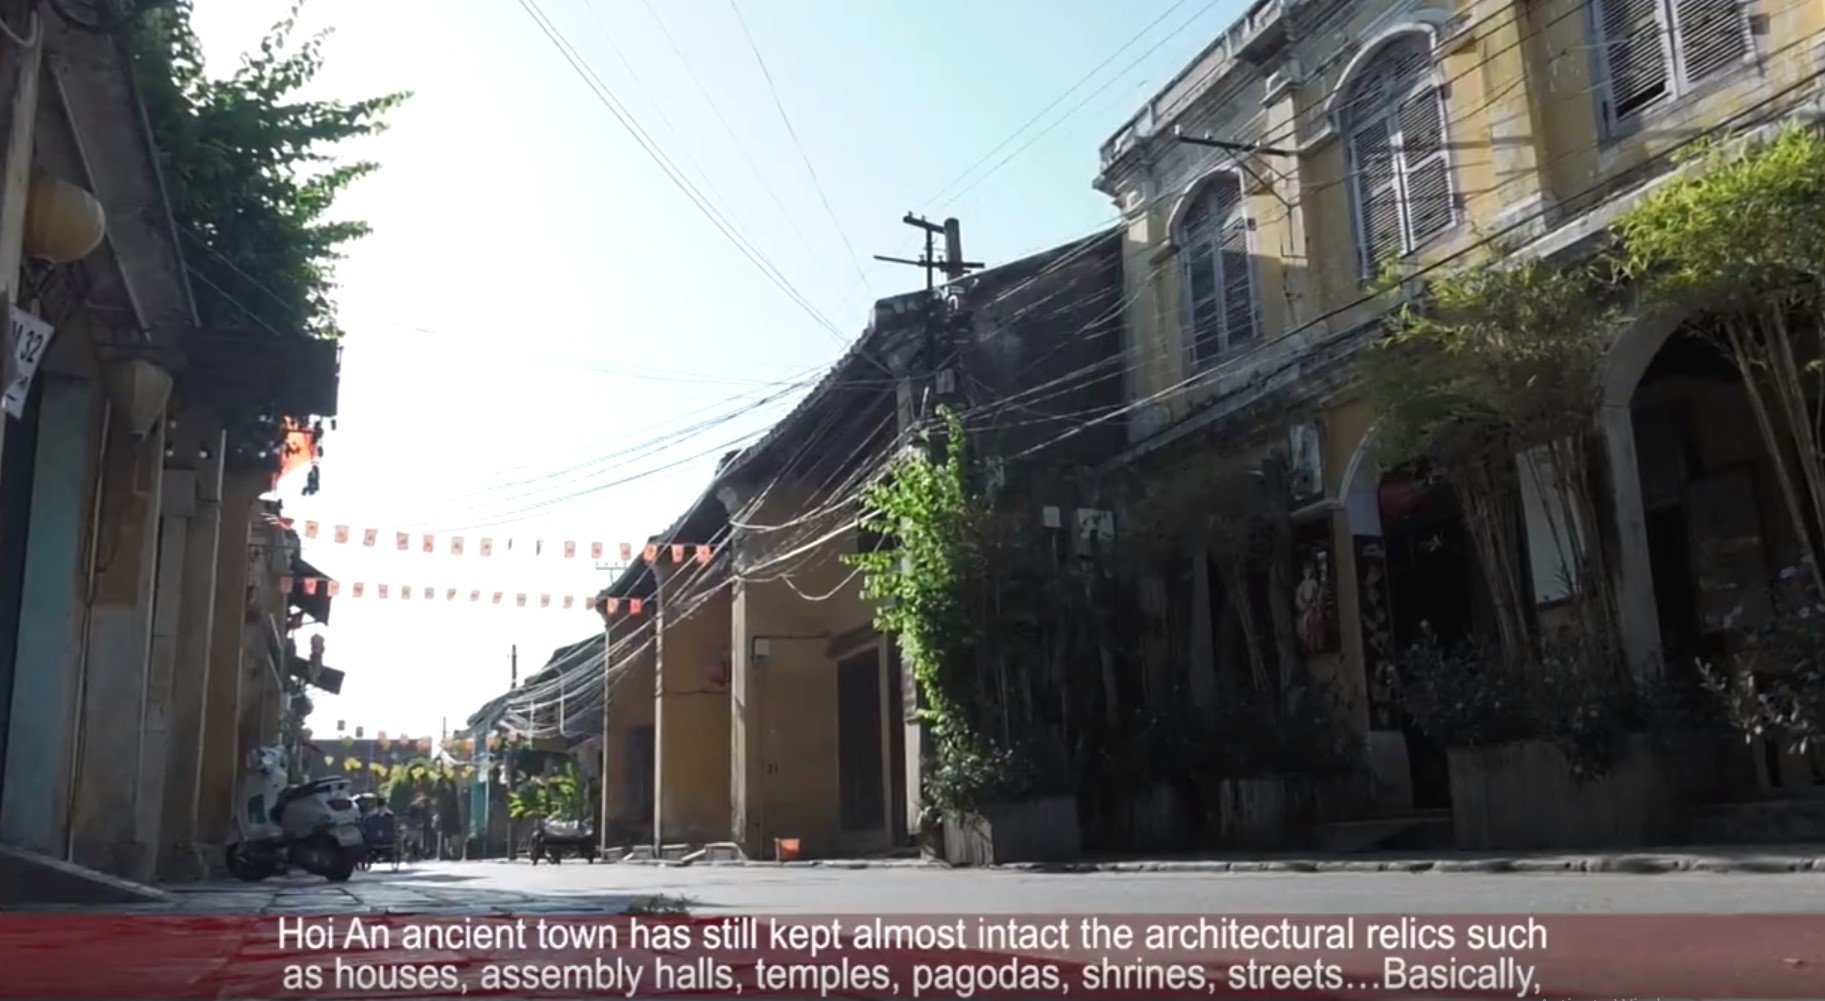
4,868 -> 688,916
616,843 -> 1825,875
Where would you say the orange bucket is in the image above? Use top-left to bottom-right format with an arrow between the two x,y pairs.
774,837 -> 801,861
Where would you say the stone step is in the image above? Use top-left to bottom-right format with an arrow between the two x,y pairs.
1688,797 -> 1825,844
1313,811 -> 1454,854
0,845 -> 168,906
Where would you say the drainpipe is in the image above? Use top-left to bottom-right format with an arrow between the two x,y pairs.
62,399 -> 109,860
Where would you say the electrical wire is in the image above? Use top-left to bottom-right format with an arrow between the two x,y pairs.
726,0 -> 874,297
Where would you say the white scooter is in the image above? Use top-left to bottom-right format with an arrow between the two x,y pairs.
226,746 -> 366,882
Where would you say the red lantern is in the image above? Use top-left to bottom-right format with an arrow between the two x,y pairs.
1378,475 -> 1424,525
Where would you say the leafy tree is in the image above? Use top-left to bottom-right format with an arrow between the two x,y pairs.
1616,125 -> 1825,599
126,0 -> 406,471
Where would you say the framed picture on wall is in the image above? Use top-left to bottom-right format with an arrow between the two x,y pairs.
1295,525 -> 1339,656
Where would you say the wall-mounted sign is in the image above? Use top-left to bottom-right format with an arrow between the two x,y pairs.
2,306 -> 55,419
1288,422 -> 1324,501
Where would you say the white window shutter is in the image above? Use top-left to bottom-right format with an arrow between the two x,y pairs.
1218,217 -> 1256,349
1597,0 -> 1672,121
1672,0 -> 1749,84
1398,87 -> 1454,244
1352,118 -> 1402,275
1186,239 -> 1223,365
1181,176 -> 1250,367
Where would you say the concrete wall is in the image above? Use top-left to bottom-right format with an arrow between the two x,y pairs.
727,478 -> 896,859
652,567 -> 730,846
602,639 -> 654,842
67,417 -> 164,880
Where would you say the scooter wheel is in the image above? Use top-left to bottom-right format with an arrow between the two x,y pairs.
226,844 -> 272,882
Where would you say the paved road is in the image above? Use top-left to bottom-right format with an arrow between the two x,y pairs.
140,858 -> 1825,915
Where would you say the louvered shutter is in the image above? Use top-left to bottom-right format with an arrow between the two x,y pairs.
1352,118 -> 1402,275
1398,87 -> 1453,245
1186,239 -> 1222,365
1218,217 -> 1255,350
1598,0 -> 1671,121
1672,0 -> 1748,84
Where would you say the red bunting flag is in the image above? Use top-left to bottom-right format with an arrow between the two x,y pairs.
620,543 -> 633,561
422,534 -> 435,553
591,542 -> 604,559
470,590 -> 480,603
445,588 -> 457,601
480,538 -> 493,557
515,594 -> 526,607
278,575 -> 293,594
564,541 -> 576,559
629,598 -> 644,616
563,596 -> 575,609
401,586 -> 412,600
670,544 -> 685,564
395,532 -> 409,551
643,544 -> 658,562
491,592 -> 502,604
605,597 -> 620,614
303,578 -> 318,596
327,581 -> 341,597
352,583 -> 365,598
334,525 -> 349,544
304,521 -> 319,539
695,544 -> 712,564
540,595 -> 550,608
377,584 -> 389,599
451,537 -> 465,556
363,529 -> 377,547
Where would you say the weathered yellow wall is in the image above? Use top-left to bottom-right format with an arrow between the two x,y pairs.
727,481 -> 885,859
602,639 -> 654,837
654,572 -> 731,846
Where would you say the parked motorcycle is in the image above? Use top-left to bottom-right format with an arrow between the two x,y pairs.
225,747 -> 366,882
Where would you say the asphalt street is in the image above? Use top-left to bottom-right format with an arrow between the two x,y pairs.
135,857 -> 1825,915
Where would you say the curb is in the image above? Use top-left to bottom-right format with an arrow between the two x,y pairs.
596,853 -> 1825,874
986,853 -> 1825,875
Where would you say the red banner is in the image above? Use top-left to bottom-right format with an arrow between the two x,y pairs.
1,913 -> 1822,999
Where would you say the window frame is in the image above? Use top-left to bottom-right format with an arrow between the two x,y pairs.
1172,168 -> 1260,370
1339,31 -> 1458,281
1590,0 -> 1757,135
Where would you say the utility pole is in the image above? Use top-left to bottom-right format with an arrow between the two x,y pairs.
510,645 -> 518,688
599,615 -> 615,856
873,214 -> 982,290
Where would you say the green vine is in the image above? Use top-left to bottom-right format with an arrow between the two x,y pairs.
846,408 -> 1024,818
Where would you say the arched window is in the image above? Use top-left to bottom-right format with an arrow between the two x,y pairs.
1178,172 -> 1257,368
1342,33 -> 1454,277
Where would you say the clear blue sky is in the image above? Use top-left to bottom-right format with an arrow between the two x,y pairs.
190,0 -> 1247,742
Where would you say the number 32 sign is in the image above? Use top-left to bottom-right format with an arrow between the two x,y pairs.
2,306 -> 55,419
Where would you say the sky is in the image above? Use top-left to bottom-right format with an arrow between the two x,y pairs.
187,0 -> 1248,743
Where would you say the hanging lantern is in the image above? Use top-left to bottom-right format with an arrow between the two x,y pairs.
1378,474 -> 1425,525
23,169 -> 105,263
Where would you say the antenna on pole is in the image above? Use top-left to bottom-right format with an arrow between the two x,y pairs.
874,214 -> 983,289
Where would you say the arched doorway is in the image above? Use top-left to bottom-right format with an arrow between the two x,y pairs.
1607,314 -> 1816,794
1340,439 -> 1493,811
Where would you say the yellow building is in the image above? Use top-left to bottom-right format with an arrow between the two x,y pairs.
1094,0 -> 1825,817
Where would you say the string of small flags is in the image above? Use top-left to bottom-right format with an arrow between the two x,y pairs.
287,521 -> 715,566
278,575 -> 648,615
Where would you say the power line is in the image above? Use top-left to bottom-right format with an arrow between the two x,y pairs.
725,0 -> 874,297
515,0 -> 852,347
